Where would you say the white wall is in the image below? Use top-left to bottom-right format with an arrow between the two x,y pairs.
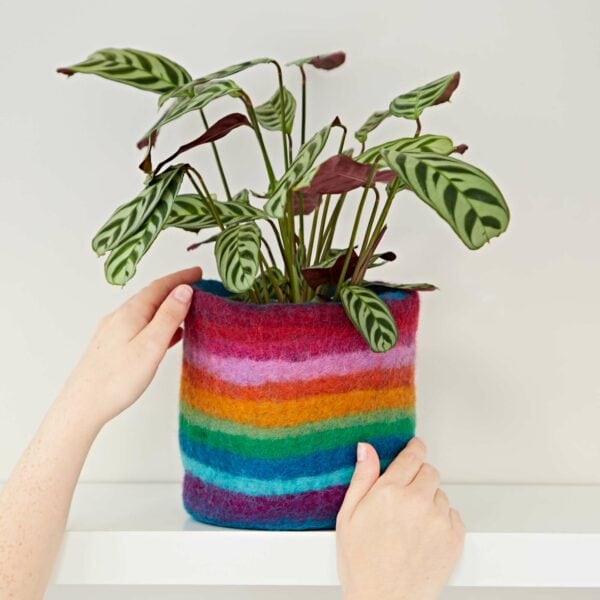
1,0 -> 599,519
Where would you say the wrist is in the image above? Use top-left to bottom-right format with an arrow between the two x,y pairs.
53,384 -> 107,438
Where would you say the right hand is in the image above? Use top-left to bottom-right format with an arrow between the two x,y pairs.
336,438 -> 465,600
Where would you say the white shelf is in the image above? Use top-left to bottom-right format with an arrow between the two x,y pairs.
52,483 -> 600,587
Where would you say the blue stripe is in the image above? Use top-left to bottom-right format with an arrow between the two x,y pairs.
181,453 -> 395,496
180,431 -> 411,479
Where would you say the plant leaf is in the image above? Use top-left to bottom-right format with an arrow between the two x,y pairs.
297,154 -> 394,195
103,189 -> 178,286
255,87 -> 296,134
153,113 -> 251,173
165,194 -> 267,232
264,121 -> 337,218
291,190 -> 322,215
57,48 -> 190,94
354,110 -> 390,144
382,150 -> 509,250
356,134 -> 454,164
142,80 -> 243,141
368,251 -> 397,267
287,52 -> 346,70
92,165 -> 186,256
365,281 -> 438,292
301,250 -> 359,289
255,266 -> 287,302
340,285 -> 398,352
389,72 -> 460,120
158,57 -> 273,106
215,222 -> 261,293
231,189 -> 250,203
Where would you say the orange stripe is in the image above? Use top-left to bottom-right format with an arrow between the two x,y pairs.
181,359 -> 414,402
180,381 -> 415,427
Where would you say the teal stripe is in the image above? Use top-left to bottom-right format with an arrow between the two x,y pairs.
182,452 -> 392,496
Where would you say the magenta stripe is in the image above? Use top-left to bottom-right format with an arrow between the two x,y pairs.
184,343 -> 416,386
183,472 -> 346,526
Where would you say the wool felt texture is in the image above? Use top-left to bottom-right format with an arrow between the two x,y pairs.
179,279 -> 419,530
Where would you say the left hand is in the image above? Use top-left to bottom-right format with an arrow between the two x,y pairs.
57,267 -> 201,428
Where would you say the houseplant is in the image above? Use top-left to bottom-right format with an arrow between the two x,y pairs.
58,48 -> 509,529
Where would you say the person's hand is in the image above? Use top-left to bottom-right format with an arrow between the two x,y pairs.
57,267 -> 201,429
336,438 -> 465,600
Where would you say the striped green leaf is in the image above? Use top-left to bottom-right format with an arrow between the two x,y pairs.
215,223 -> 261,293
158,58 -> 273,106
144,80 -> 243,140
264,123 -> 335,218
231,189 -> 250,204
92,165 -> 186,256
354,110 -> 390,144
389,72 -> 460,120
58,48 -> 190,94
255,87 -> 296,134
356,134 -> 454,164
382,151 -> 509,250
340,285 -> 398,353
166,194 -> 267,232
104,194 -> 176,286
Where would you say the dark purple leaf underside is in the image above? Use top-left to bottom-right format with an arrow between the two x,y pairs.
152,113 -> 251,173
291,190 -> 322,215
300,155 -> 396,195
302,251 -> 359,289
309,52 -> 346,70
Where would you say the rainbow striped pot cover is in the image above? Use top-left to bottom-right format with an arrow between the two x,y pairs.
179,279 -> 419,530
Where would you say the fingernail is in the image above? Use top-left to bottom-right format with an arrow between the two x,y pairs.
356,442 -> 367,462
174,284 -> 193,303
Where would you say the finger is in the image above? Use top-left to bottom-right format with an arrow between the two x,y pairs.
411,463 -> 441,498
380,436 -> 426,487
134,284 -> 194,357
434,488 -> 450,513
338,443 -> 380,520
116,267 -> 202,339
450,508 -> 465,533
168,327 -> 183,349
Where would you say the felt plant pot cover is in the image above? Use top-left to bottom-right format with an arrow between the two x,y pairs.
179,279 -> 419,530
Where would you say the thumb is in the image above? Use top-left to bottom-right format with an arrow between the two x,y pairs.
338,442 -> 380,518
136,284 -> 193,356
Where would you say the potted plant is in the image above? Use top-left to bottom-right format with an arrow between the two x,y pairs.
58,48 -> 509,530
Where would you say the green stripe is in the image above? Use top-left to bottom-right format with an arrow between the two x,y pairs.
179,405 -> 415,459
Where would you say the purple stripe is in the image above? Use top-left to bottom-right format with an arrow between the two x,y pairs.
184,343 -> 416,386
183,472 -> 347,527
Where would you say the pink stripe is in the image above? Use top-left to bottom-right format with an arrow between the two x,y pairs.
184,343 -> 416,386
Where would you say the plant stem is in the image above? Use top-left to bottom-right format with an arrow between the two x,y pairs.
414,117 -> 422,137
257,258 -> 270,303
300,65 -> 307,145
306,203 -> 320,265
286,198 -> 301,303
242,93 -> 276,189
337,122 -> 348,153
297,192 -> 305,258
333,167 -> 378,300
273,61 -> 290,170
261,236 -> 278,269
259,253 -> 285,303
352,187 -> 380,284
318,193 -> 346,261
314,194 -> 331,261
358,180 -> 402,276
199,109 -> 232,201
185,167 -> 224,230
